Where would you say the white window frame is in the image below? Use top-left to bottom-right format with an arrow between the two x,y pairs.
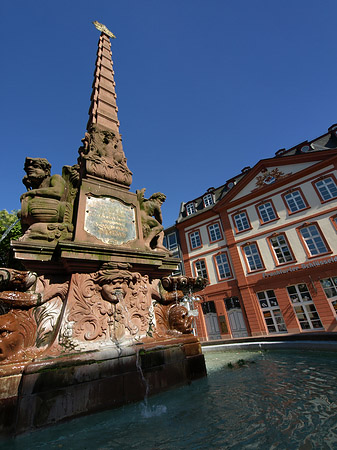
234,212 -> 250,232
257,201 -> 277,223
269,234 -> 294,264
299,225 -> 328,256
194,260 -> 208,280
284,190 -> 307,213
215,253 -> 231,279
320,277 -> 337,317
190,231 -> 201,249
203,193 -> 214,207
208,223 -> 222,242
166,232 -> 177,250
243,243 -> 263,271
315,177 -> 337,201
257,290 -> 287,333
186,202 -> 195,215
287,283 -> 323,330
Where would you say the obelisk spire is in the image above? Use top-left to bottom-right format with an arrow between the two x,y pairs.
79,23 -> 132,187
87,22 -> 120,133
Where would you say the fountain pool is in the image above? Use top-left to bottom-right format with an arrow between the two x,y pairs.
1,348 -> 337,449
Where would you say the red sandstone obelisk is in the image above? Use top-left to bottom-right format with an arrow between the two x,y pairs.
87,22 -> 120,134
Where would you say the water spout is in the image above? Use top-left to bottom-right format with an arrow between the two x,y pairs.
136,349 -> 167,418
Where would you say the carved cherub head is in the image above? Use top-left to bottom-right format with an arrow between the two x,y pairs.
0,310 -> 37,362
96,268 -> 136,304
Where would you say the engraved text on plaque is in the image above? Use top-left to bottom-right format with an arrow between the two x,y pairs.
84,196 -> 136,245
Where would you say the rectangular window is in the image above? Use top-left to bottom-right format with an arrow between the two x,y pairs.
203,194 -> 213,207
233,211 -> 250,232
186,202 -> 195,215
283,190 -> 307,213
320,277 -> 337,316
224,296 -> 241,311
208,223 -> 222,242
201,301 -> 216,314
287,284 -> 323,330
194,260 -> 208,280
257,201 -> 277,224
320,277 -> 337,298
215,253 -> 231,279
269,234 -> 294,264
257,290 -> 287,333
299,224 -> 328,256
243,243 -> 264,271
315,177 -> 337,202
189,230 -> 201,249
166,232 -> 177,250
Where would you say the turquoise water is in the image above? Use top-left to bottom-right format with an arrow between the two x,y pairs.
2,349 -> 337,449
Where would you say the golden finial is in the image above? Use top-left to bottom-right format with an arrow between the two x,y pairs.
92,21 -> 116,39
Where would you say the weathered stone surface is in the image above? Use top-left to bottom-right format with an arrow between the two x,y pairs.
19,157 -> 78,243
79,124 -> 132,186
137,188 -> 170,253
2,25 -> 207,436
10,339 -> 206,434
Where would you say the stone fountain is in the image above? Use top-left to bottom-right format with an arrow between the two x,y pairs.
0,23 -> 207,435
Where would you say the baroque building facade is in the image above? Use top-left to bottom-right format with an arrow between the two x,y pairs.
166,124 -> 337,340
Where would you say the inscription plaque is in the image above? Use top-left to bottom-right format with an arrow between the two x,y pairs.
84,196 -> 136,245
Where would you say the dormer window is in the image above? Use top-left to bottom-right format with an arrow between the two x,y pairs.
203,193 -> 214,207
186,202 -> 195,215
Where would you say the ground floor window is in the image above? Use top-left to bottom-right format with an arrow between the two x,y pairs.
320,277 -> 337,316
256,290 -> 287,333
287,283 -> 323,330
224,296 -> 241,311
201,301 -> 217,314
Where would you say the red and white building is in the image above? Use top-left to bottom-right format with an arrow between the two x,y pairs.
171,124 -> 337,340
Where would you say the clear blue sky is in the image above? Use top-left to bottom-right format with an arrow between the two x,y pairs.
1,1 -> 337,227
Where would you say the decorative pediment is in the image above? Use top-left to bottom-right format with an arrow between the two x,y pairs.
228,159 -> 323,203
254,168 -> 288,189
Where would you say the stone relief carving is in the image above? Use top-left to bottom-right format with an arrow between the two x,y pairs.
153,303 -> 193,336
60,263 -> 153,350
0,268 -> 37,292
0,270 -> 69,362
168,304 -> 193,334
0,309 -> 37,362
152,276 -> 207,336
58,269 -> 207,350
78,124 -> 132,186
137,188 -> 170,253
0,266 -> 206,361
19,157 -> 79,242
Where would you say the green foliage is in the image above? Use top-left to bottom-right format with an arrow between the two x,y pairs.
0,210 -> 23,268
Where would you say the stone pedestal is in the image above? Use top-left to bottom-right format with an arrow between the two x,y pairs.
0,337 -> 206,435
0,26 -> 207,437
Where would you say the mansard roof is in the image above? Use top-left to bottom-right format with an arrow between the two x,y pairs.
176,124 -> 337,224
